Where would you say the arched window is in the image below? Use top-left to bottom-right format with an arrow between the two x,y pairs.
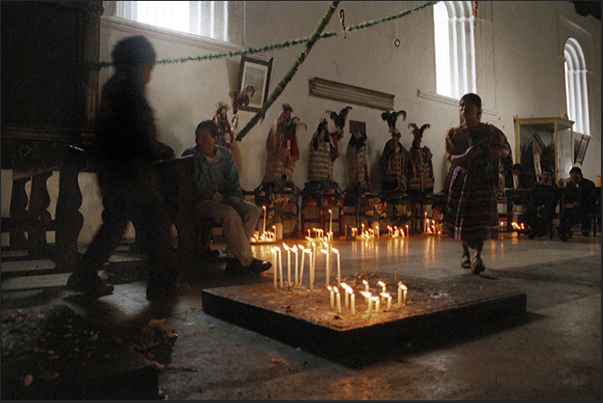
564,38 -> 590,135
433,1 -> 476,99
113,1 -> 242,44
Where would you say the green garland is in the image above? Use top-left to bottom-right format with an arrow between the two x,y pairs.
235,1 -> 340,141
94,1 -> 438,69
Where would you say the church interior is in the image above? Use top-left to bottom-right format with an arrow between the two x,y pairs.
1,1 -> 600,400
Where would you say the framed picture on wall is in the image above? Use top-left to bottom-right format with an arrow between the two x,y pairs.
236,56 -> 273,113
574,134 -> 590,165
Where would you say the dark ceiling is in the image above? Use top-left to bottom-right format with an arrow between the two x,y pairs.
570,1 -> 601,20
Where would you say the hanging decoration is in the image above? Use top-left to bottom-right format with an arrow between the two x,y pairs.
339,9 -> 347,39
473,1 -> 478,18
235,1 -> 340,141
393,20 -> 400,48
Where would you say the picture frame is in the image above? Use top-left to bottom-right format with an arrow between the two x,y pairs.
574,134 -> 590,165
236,55 -> 273,113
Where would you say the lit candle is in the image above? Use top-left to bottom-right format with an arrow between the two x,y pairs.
378,280 -> 386,294
328,209 -> 333,237
351,292 -> 356,316
328,286 -> 334,310
398,282 -> 408,307
283,243 -> 291,290
424,211 -> 428,232
341,283 -> 350,308
276,247 -> 283,289
292,245 -> 298,288
262,205 -> 267,234
272,248 -> 278,291
372,296 -> 380,314
321,246 -> 330,286
298,245 -> 306,285
332,248 -> 341,286
335,286 -> 341,313
381,292 -> 392,311
406,224 -> 409,236
366,294 -> 373,314
310,242 -> 316,292
363,279 -> 369,301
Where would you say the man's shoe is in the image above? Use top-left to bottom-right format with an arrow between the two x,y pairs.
146,281 -> 190,299
559,232 -> 568,242
248,258 -> 272,274
225,259 -> 248,275
66,270 -> 114,298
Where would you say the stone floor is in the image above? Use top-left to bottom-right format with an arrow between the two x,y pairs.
1,230 -> 601,400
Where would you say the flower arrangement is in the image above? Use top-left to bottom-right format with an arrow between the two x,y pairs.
363,198 -> 388,225
268,193 -> 297,224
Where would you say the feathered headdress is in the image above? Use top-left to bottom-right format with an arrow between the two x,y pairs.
381,110 -> 407,132
408,123 -> 431,142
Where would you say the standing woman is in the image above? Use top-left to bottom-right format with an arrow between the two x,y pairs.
443,93 -> 510,274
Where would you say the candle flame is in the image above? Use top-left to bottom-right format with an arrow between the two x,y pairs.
331,248 -> 339,254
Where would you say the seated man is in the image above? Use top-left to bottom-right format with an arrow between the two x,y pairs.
523,167 -> 559,239
558,167 -> 597,241
182,120 -> 272,274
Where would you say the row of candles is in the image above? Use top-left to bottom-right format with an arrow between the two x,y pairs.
269,238 -> 410,317
254,207 -> 440,244
327,280 -> 408,317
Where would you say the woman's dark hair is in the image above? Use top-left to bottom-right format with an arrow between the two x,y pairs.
460,93 -> 482,120
112,35 -> 156,69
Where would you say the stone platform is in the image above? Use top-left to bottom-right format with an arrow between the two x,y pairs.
202,275 -> 527,363
1,304 -> 158,400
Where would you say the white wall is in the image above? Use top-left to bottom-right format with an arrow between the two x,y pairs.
54,1 -> 603,243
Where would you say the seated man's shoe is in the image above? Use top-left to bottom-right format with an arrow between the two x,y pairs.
146,281 -> 190,299
197,245 -> 220,258
225,259 -> 249,275
248,258 -> 272,274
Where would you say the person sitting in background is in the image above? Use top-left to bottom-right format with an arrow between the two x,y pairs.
523,167 -> 559,239
558,167 -> 597,241
182,120 -> 272,275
